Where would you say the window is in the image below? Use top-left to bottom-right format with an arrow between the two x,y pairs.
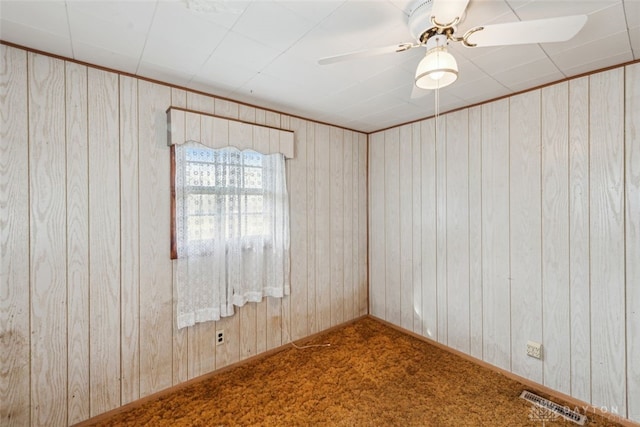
172,142 -> 290,329
182,146 -> 265,244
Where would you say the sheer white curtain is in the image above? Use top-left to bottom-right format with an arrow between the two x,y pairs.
175,142 -> 290,329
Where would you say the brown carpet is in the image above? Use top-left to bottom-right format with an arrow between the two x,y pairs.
83,317 -> 623,426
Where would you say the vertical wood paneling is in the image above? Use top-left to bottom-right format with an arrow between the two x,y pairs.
234,120 -> 269,153
306,121 -> 318,333
138,80 -> 173,396
481,99 -> 511,371
435,116 -> 447,344
170,91 -> 186,379
350,131 -> 359,320
214,98 -> 239,119
239,104 -> 256,123
214,298 -> 240,368
173,92 -> 193,382
420,119 -> 437,339
28,53 -> 67,426
88,68 -> 120,416
367,64 -> 638,423
468,106 -> 483,359
399,125 -> 413,331
445,110 -> 469,353
188,95 -> 215,117
266,129 -> 282,351
411,123 -> 422,334
213,117 -> 229,147
369,132 -> 385,318
384,128 -> 400,325
229,121 -> 252,151
3,45 -> 370,426
0,45 -> 30,427
541,83 -> 570,394
255,109 -> 266,126
568,76 -> 591,403
330,127 -> 345,326
171,90 -> 187,116
315,123 -> 331,331
289,117 -> 308,340
265,111 -> 281,129
8,42 -> 640,425
281,116 -> 291,344
171,89 -> 189,384
185,112 -> 200,142
120,75 -> 140,405
509,91 -> 542,383
252,126 -> 270,156
239,294 -> 258,361
343,131 -> 354,321
66,61 -> 90,423
589,69 -> 626,415
358,133 -> 368,317
626,62 -> 640,422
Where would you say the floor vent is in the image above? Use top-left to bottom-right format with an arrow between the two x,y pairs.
520,390 -> 587,425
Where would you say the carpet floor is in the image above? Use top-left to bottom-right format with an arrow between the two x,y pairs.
82,317 -> 624,426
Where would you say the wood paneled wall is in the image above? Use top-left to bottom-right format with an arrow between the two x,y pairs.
369,63 -> 640,423
0,45 -> 368,426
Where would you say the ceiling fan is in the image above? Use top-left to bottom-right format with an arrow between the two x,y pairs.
318,0 -> 588,91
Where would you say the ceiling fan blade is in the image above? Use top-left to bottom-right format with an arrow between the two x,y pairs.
464,14 -> 587,48
318,42 -> 417,65
431,0 -> 470,26
411,84 -> 429,99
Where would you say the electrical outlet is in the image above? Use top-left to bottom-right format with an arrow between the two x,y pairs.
526,341 -> 542,359
216,330 -> 225,346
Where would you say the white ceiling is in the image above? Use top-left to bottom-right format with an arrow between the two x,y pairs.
1,0 -> 638,133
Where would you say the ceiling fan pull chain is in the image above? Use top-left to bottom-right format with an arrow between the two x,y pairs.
434,85 -> 440,150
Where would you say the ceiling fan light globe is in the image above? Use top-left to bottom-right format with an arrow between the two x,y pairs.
415,71 -> 457,89
415,47 -> 458,89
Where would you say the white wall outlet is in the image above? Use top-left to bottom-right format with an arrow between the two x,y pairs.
216,330 -> 225,346
526,340 -> 542,359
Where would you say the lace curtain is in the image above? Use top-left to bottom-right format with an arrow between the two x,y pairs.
175,142 -> 290,329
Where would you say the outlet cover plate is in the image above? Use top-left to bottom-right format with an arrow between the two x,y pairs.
216,330 -> 225,346
526,341 -> 542,359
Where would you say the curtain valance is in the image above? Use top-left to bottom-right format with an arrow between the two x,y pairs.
167,107 -> 295,159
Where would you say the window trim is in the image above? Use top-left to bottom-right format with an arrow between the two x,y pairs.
171,145 -> 178,259
167,107 -> 294,260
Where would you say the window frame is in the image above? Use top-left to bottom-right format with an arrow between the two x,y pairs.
170,144 -> 269,260
171,145 -> 178,259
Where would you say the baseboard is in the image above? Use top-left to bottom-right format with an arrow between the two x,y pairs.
369,315 -> 640,427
